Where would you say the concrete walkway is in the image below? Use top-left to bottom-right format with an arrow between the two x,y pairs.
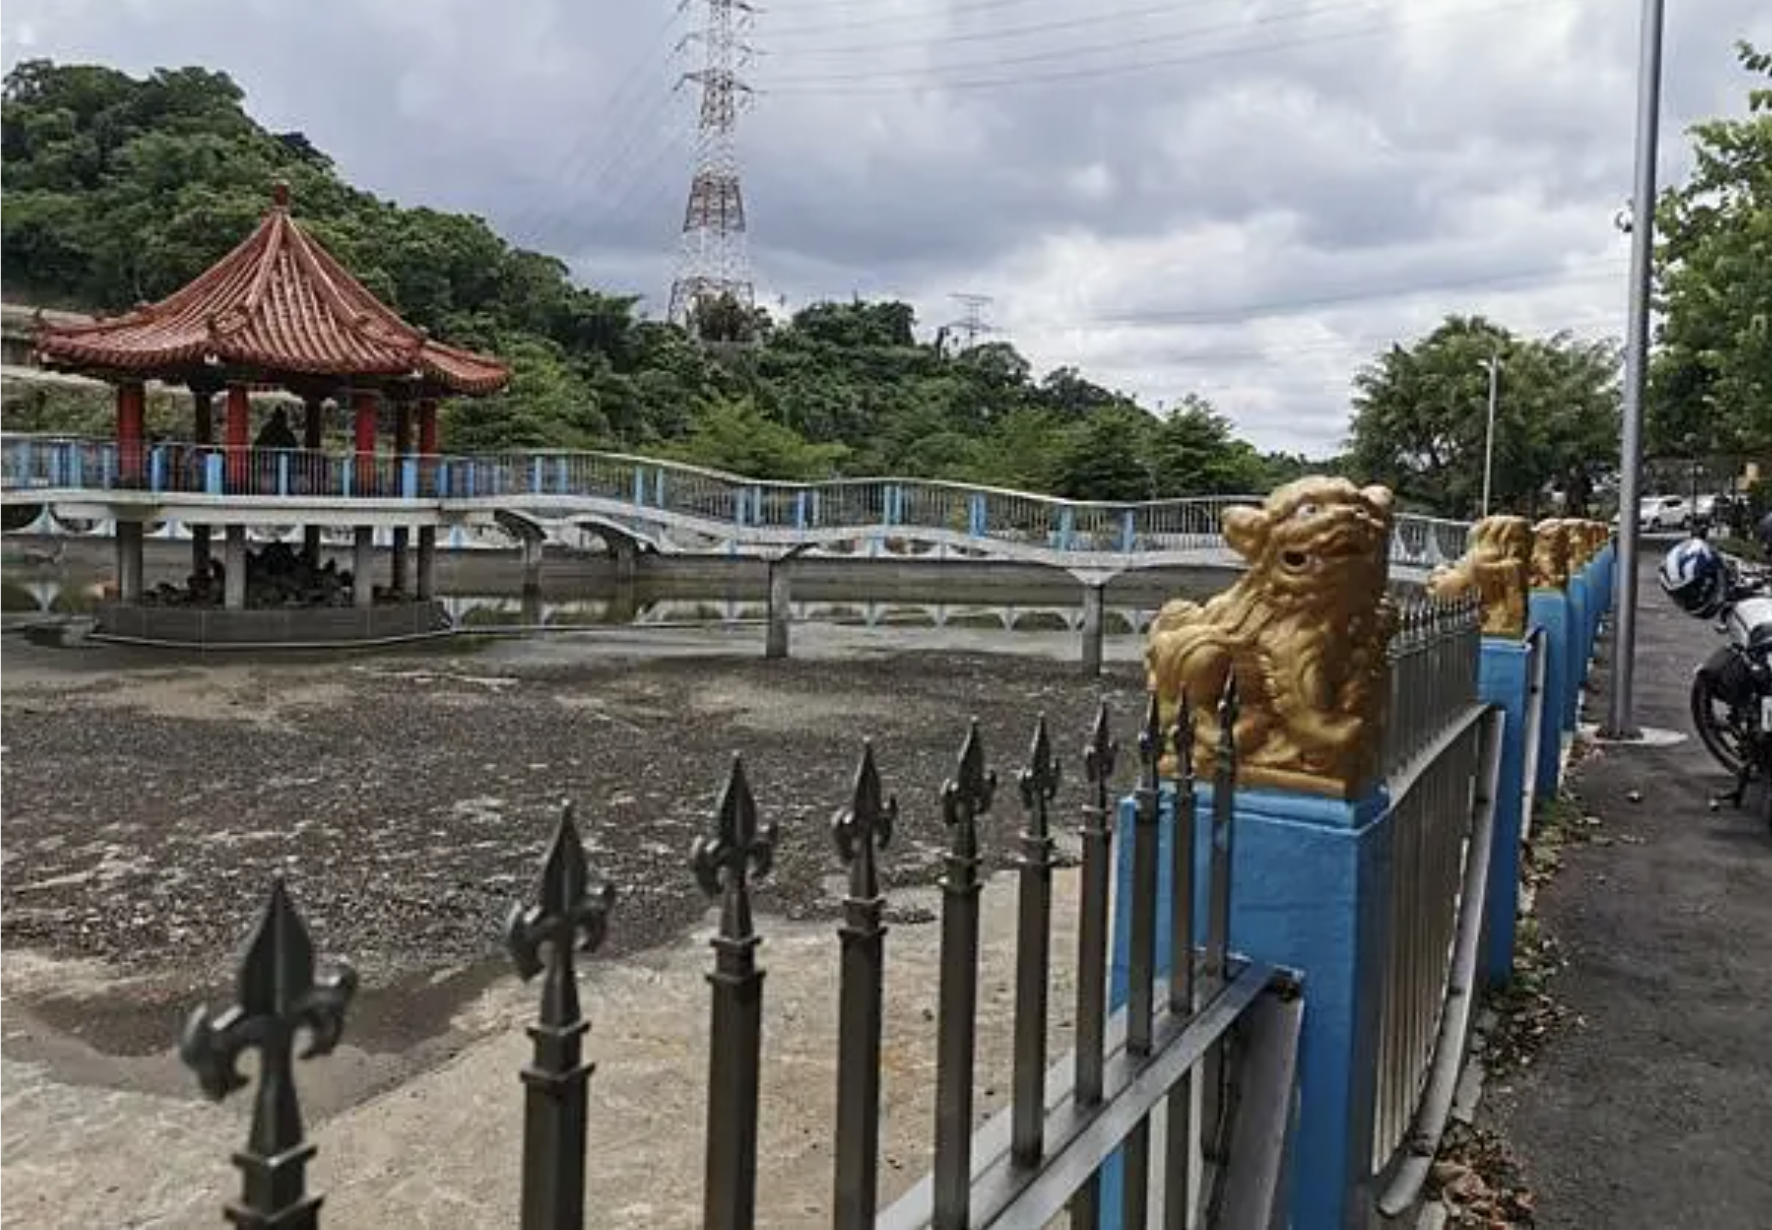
1484,558 -> 1772,1227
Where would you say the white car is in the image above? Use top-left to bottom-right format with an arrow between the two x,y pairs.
1638,495 -> 1691,530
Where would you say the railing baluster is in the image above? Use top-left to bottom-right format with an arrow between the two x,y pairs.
1202,672 -> 1240,1161
505,802 -> 617,1230
693,755 -> 777,1230
1121,692 -> 1165,1229
1011,715 -> 1061,1167
1163,693 -> 1198,1230
933,719 -> 997,1230
179,875 -> 358,1230
832,742 -> 897,1230
1069,703 -> 1119,1230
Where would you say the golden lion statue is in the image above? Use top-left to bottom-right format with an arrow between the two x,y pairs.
1426,514 -> 1533,638
1530,518 -> 1572,590
1146,476 -> 1397,800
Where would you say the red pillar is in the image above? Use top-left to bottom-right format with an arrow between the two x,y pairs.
225,384 -> 250,491
116,381 -> 146,486
353,390 -> 378,494
418,398 -> 439,496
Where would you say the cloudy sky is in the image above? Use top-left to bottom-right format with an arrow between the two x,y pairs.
6,0 -> 1768,455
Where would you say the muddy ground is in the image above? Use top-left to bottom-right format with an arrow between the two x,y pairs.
1,633 -> 1149,1067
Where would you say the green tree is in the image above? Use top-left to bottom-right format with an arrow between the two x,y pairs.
1649,40 -> 1772,456
1346,315 -> 1621,517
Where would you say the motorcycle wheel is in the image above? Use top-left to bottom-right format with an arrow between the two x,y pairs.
1689,671 -> 1751,777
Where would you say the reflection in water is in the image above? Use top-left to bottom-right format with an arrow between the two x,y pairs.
1,569 -> 1158,636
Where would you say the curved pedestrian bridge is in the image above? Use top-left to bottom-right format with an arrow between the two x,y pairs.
1,434 -> 1469,579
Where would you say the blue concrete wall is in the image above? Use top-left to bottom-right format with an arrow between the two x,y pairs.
1562,572 -> 1587,733
1105,783 -> 1390,1230
1478,639 -> 1531,986
1527,590 -> 1570,799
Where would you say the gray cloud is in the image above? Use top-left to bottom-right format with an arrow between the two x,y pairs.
6,0 -> 1770,453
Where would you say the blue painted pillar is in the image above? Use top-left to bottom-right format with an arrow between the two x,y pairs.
1108,783 -> 1391,1229
1563,571 -> 1588,732
1120,510 -> 1135,552
401,458 -> 418,499
149,447 -> 167,493
633,469 -> 646,506
1528,590 -> 1570,799
969,493 -> 987,538
532,456 -> 544,493
794,490 -> 807,530
1478,638 -> 1530,987
205,453 -> 224,495
1058,507 -> 1075,551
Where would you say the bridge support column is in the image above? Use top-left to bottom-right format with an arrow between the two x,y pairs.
115,520 -> 144,602
1079,581 -> 1106,676
392,527 -> 410,593
224,525 -> 246,610
191,388 -> 214,575
353,527 -> 375,609
191,524 -> 213,579
416,526 -> 437,599
765,557 -> 792,660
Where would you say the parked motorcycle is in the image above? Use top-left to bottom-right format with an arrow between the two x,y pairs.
1657,515 -> 1772,826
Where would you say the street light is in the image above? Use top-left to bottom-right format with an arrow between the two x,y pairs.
1479,351 -> 1502,516
1601,0 -> 1667,741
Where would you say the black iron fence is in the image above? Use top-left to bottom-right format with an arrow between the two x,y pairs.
174,685 -> 1302,1230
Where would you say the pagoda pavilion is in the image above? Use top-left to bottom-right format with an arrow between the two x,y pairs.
33,182 -> 509,621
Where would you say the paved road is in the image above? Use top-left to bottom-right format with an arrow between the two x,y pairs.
1487,557 -> 1772,1227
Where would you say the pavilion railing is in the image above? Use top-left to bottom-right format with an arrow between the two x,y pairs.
170,692 -> 1303,1230
2,433 -> 1472,569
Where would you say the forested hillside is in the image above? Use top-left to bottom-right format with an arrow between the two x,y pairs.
0,59 -> 1306,500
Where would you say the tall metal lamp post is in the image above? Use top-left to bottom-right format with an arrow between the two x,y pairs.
1601,0 -> 1668,741
1480,351 -> 1502,516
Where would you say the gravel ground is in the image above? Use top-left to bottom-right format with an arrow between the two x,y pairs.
1,634 -> 1148,1058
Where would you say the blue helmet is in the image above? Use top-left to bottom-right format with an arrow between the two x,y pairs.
1659,535 -> 1728,618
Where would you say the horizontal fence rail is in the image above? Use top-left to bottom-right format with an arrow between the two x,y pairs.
169,695 -> 1302,1230
2,434 -> 1470,571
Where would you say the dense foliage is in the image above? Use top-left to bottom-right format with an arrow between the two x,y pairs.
1,59 -> 1289,500
1345,315 -> 1622,518
1649,40 -> 1772,460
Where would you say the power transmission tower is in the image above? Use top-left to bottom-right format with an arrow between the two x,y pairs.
946,293 -> 995,351
668,0 -> 757,338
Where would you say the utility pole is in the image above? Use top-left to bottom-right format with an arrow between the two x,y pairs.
947,293 -> 995,351
668,0 -> 757,337
1480,350 -> 1502,516
1602,0 -> 1666,741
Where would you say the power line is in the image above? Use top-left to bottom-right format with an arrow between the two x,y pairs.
774,0 -> 1256,56
760,0 -> 1540,93
500,9 -> 686,240
1080,260 -> 1630,328
764,0 -> 1081,37
771,0 -> 1381,69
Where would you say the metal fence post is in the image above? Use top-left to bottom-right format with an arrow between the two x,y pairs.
179,876 -> 358,1230
505,802 -> 617,1230
933,720 -> 998,1230
1202,674 -> 1240,1162
1121,692 -> 1166,1229
1163,693 -> 1198,1230
832,742 -> 897,1230
692,755 -> 777,1230
1070,703 -> 1119,1230
1011,715 -> 1061,1167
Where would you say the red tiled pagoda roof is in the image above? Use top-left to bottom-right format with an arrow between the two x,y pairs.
34,184 -> 509,396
